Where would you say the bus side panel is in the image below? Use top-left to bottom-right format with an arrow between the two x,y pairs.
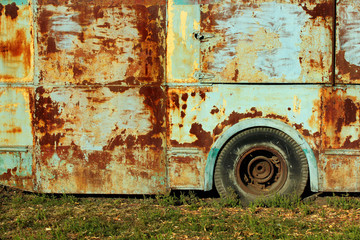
0,88 -> 35,191
320,86 -> 360,191
167,85 -> 322,190
336,0 -> 360,84
34,86 -> 166,194
0,0 -> 34,82
200,0 -> 333,84
36,0 -> 166,86
34,1 -> 167,194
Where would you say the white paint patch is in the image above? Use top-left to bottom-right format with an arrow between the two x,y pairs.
213,2 -> 309,79
339,4 -> 360,66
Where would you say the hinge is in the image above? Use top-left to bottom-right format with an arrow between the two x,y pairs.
193,31 -> 215,41
194,71 -> 215,80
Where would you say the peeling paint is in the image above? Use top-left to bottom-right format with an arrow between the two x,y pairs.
0,1 -> 34,81
3,0 -> 360,195
200,0 -> 333,83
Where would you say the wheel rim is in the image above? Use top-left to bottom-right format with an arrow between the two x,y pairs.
235,146 -> 288,196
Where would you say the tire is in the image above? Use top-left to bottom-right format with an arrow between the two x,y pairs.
214,127 -> 308,204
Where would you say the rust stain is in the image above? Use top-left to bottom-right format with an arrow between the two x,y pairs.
322,88 -> 360,149
213,107 -> 263,136
189,123 -> 213,149
5,2 -> 19,19
5,127 -> 22,134
46,37 -> 58,54
137,86 -> 165,148
0,30 -> 27,57
105,86 -> 165,150
336,51 -> 360,81
34,87 -> 66,146
37,2 -> 166,85
301,2 -> 334,20
0,168 -> 15,181
210,106 -> 219,115
0,4 -> 4,16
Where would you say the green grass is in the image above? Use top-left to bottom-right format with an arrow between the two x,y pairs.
1,187 -> 360,239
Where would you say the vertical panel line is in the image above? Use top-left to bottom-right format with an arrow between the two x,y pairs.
332,0 -> 337,86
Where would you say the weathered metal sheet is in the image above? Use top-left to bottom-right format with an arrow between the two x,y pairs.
0,0 -> 34,82
4,0 -> 360,195
32,0 -> 167,193
0,151 -> 34,190
319,86 -> 360,191
0,88 -> 33,146
35,86 -> 166,193
167,85 -> 322,189
37,0 -> 166,85
0,87 -> 34,190
167,0 -> 200,83
336,0 -> 360,83
200,0 -> 333,83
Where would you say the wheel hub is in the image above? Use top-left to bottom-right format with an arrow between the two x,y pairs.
236,146 -> 287,195
248,156 -> 275,184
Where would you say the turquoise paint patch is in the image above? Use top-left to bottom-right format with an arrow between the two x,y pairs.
0,151 -> 32,177
173,0 -> 199,5
173,0 -> 219,5
204,148 -> 219,191
1,0 -> 29,5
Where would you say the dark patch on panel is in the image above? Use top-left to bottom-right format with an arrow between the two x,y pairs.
171,93 -> 180,109
213,107 -> 263,136
5,2 -> 19,19
46,37 -> 58,53
344,98 -> 357,125
189,123 -> 213,148
38,9 -> 54,34
93,5 -> 104,20
336,51 -> 360,81
137,86 -> 165,148
210,106 -> 219,115
35,87 -> 66,146
301,2 -> 334,20
0,4 -> 4,16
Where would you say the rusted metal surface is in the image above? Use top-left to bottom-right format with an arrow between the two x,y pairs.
0,0 -> 33,82
3,0 -> 360,194
32,0 -> 167,193
37,0 -> 166,85
235,147 -> 288,196
319,86 -> 360,191
1,0 -> 168,194
200,0 -> 333,83
0,87 -> 34,190
166,85 -> 322,189
35,86 -> 166,193
336,0 -> 360,83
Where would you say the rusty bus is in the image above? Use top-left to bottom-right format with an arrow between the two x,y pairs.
1,0 -> 360,203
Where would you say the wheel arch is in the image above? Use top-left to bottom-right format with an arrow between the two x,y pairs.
204,118 -> 319,192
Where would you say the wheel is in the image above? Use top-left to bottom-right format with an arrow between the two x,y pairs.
214,127 -> 308,204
